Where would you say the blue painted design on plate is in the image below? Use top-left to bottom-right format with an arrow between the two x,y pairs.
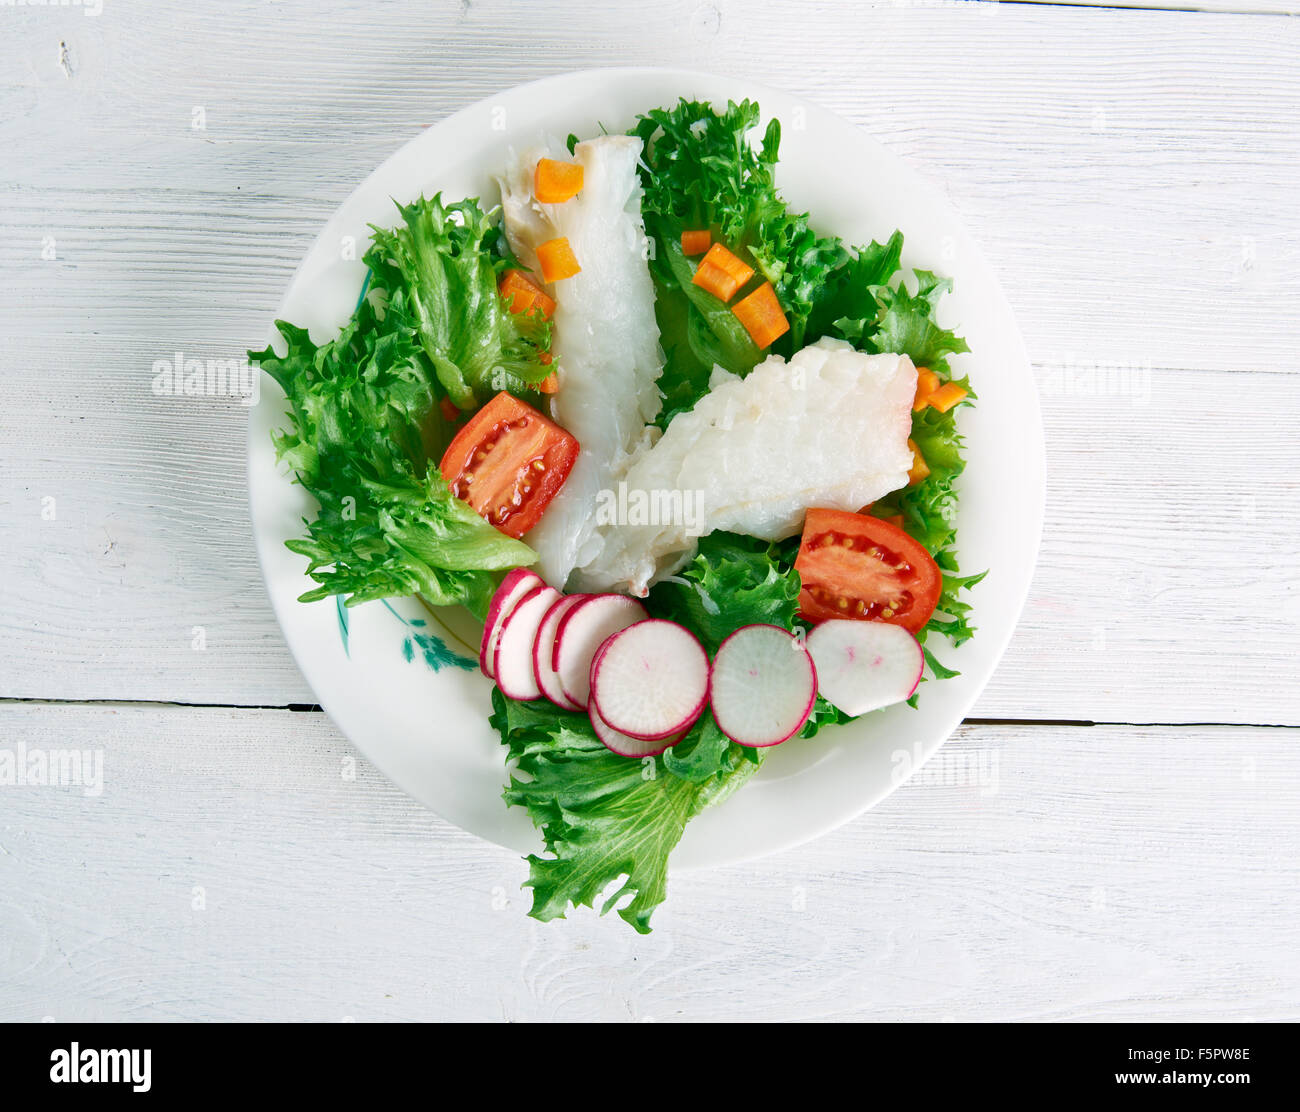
335,595 -> 351,658
382,600 -> 476,673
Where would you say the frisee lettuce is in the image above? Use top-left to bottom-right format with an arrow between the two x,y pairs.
254,195 -> 540,617
644,532 -> 800,654
364,194 -> 553,411
494,531 -> 795,931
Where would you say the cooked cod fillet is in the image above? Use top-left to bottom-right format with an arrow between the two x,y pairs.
497,134 -> 664,589
576,338 -> 918,596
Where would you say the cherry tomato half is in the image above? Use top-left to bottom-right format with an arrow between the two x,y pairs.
438,392 -> 578,539
794,508 -> 941,633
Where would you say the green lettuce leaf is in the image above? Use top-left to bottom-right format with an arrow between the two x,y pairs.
364,194 -> 553,410
643,213 -> 765,423
836,269 -> 971,378
253,207 -> 539,617
633,99 -> 854,422
492,689 -> 761,934
644,531 -> 800,654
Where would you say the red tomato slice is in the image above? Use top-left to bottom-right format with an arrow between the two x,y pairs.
438,392 -> 579,539
794,508 -> 941,633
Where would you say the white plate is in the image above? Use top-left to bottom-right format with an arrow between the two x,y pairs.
248,68 -> 1045,870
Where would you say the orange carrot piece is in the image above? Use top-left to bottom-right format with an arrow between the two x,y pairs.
691,242 -> 754,301
499,269 -> 555,319
533,158 -> 584,203
499,270 -> 533,307
731,282 -> 789,349
907,439 -> 930,486
536,237 -> 581,283
438,397 -> 460,423
885,514 -> 905,530
927,382 -> 969,413
500,280 -> 535,315
912,367 -> 940,412
702,243 -> 754,285
537,371 -> 559,394
690,260 -> 738,301
681,229 -> 711,256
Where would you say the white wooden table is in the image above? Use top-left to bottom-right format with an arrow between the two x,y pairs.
2,0 -> 1297,1022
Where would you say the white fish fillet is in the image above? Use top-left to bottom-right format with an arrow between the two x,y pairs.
576,338 -> 918,596
496,135 -> 663,589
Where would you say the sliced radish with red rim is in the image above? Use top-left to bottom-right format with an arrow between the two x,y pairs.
493,586 -> 561,701
588,619 -> 710,741
805,619 -> 923,716
480,568 -> 545,678
589,700 -> 689,758
553,593 -> 648,710
709,624 -> 817,747
532,594 -> 588,710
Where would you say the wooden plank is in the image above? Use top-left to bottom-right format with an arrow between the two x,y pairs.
0,705 -> 1294,1021
1016,1 -> 1300,14
982,367 -> 1300,723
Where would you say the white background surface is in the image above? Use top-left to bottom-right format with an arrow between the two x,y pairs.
1,0 -> 1297,1022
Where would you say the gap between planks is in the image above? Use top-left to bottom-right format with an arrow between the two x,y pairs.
1002,2 -> 1298,16
1,697 -> 1293,733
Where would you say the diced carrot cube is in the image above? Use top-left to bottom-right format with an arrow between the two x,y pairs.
532,288 -> 556,319
913,367 -> 940,412
538,372 -> 559,394
533,158 -> 584,203
730,282 -> 789,349
690,260 -> 737,301
927,382 -> 969,413
536,237 -> 581,283
681,229 -> 711,256
907,439 -> 930,486
438,397 -> 460,423
691,242 -> 754,301
498,269 -> 556,319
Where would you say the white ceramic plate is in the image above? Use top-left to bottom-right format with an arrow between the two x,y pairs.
248,68 -> 1044,870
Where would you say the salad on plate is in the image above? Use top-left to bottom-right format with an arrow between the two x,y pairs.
253,97 -> 981,933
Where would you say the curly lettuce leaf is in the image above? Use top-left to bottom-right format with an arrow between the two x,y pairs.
639,103 -> 952,381
364,194 -> 553,410
835,269 -> 971,378
254,279 -> 535,616
492,689 -> 761,934
494,532 -> 789,933
632,98 -> 781,247
633,99 -> 854,422
644,531 -> 800,654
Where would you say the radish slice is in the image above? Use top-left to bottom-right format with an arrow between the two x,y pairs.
709,624 -> 817,747
805,619 -> 923,716
589,700 -> 689,758
532,594 -> 588,710
493,586 -> 561,701
480,568 -> 545,678
553,594 -> 648,709
588,620 -> 710,741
